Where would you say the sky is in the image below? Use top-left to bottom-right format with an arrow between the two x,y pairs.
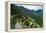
16,5 -> 43,11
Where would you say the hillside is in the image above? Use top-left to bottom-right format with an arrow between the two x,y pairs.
10,4 -> 43,29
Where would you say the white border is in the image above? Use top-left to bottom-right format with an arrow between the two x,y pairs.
7,1 -> 45,32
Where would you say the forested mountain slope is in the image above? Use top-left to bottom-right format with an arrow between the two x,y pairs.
10,4 -> 43,29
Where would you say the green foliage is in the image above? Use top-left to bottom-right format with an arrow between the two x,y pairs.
10,4 -> 43,29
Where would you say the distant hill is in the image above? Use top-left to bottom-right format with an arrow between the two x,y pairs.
11,4 -> 43,16
18,6 -> 43,17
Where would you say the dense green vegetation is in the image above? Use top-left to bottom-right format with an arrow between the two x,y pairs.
10,4 -> 43,29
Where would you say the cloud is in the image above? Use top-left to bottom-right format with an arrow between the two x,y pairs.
16,5 -> 43,11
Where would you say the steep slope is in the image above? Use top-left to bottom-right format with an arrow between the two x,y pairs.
11,4 -> 43,29
15,6 -> 43,26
